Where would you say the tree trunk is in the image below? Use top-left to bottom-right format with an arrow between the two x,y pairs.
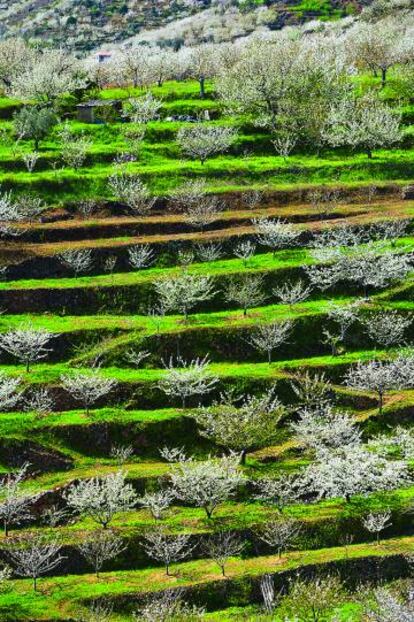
367,148 -> 373,159
4,520 -> 8,537
199,76 -> 205,99
221,565 -> 226,577
26,359 -> 30,373
166,563 -> 170,576
381,67 -> 387,88
33,576 -> 37,591
378,392 -> 384,415
267,349 -> 272,364
240,448 -> 247,465
243,307 -> 247,317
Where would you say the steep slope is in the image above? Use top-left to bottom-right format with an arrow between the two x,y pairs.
0,0 -> 368,52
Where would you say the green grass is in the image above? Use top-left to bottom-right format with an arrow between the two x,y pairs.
2,72 -> 414,621
0,536 -> 412,621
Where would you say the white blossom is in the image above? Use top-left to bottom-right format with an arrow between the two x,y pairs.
128,244 -> 155,270
0,372 -> 22,412
248,321 -> 293,363
78,530 -> 126,577
256,516 -> 302,558
154,271 -> 216,321
6,534 -> 65,591
58,249 -> 93,275
170,453 -> 245,519
273,279 -> 312,306
138,489 -> 175,520
0,464 -> 35,537
362,510 -> 392,544
300,444 -> 409,502
61,369 -> 118,415
290,404 -> 362,451
177,124 -> 236,164
253,217 -> 300,255
0,324 -> 56,372
193,387 -> 285,463
361,310 -> 412,348
64,470 -> 137,528
224,274 -> 267,316
108,170 -> 156,216
195,242 -> 223,262
143,527 -> 194,575
158,356 -> 219,408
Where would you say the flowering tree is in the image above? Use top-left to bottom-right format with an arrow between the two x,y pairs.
135,589 -> 205,621
6,534 -> 65,591
170,180 -> 224,229
126,93 -> 162,124
362,510 -> 392,544
78,530 -> 126,577
291,404 -> 361,452
365,586 -> 414,621
177,124 -> 236,165
273,279 -> 312,306
64,470 -> 137,529
253,217 -> 300,256
61,370 -> 118,415
0,464 -> 35,536
300,444 -> 409,502
361,310 -> 412,348
233,240 -> 256,266
248,321 -> 293,363
255,474 -> 300,513
138,489 -> 174,520
128,244 -> 155,270
195,242 -> 223,262
290,370 -> 332,410
23,387 -> 54,417
170,453 -> 245,519
324,92 -> 401,158
279,575 -> 345,622
108,170 -> 156,215
158,356 -> 219,408
58,249 -> 93,275
224,274 -> 267,316
154,272 -> 216,321
0,372 -> 22,412
143,527 -> 194,576
256,516 -> 302,558
0,324 -> 56,372
184,44 -> 216,97
345,356 -> 414,414
10,49 -> 85,103
194,387 -> 284,464
203,530 -> 244,576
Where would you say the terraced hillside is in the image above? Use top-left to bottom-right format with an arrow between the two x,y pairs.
2,50 -> 414,620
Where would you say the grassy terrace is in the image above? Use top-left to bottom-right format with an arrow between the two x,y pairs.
1,65 -> 414,620
0,536 -> 413,621
3,233 -> 414,289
